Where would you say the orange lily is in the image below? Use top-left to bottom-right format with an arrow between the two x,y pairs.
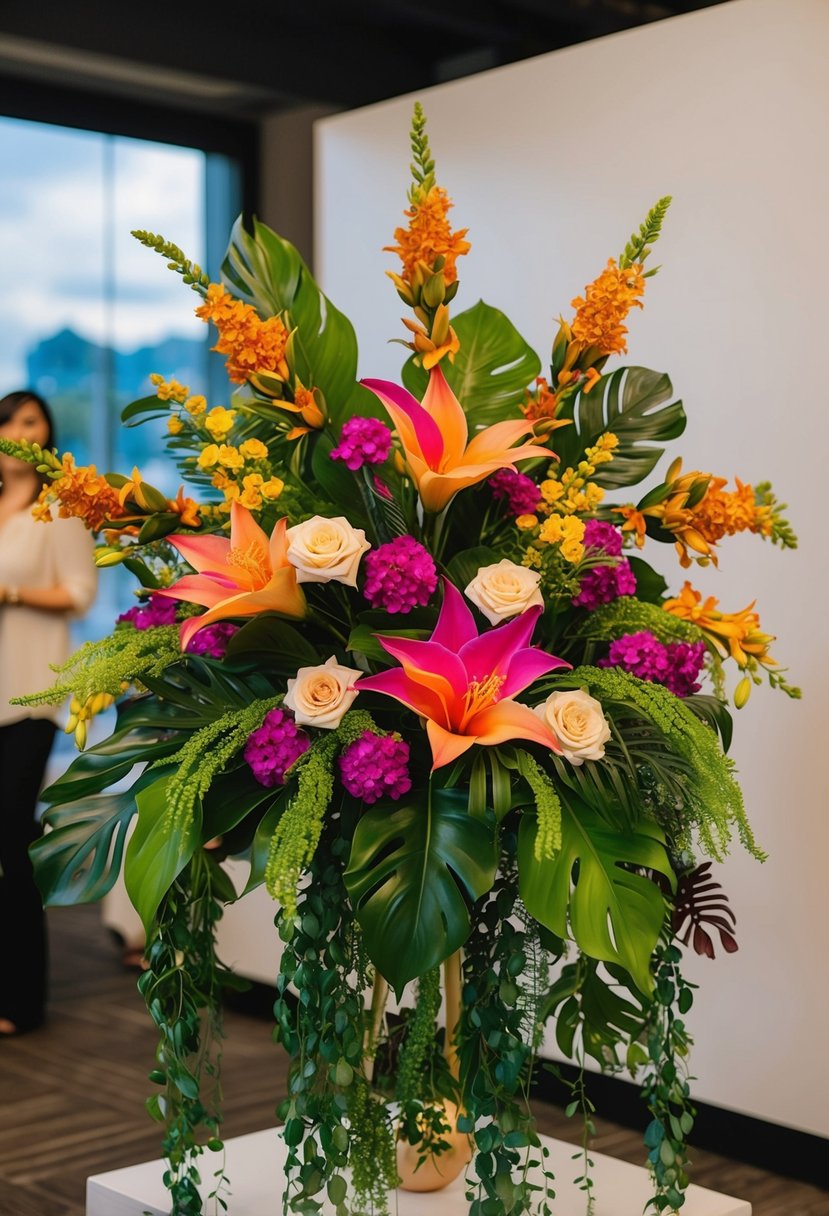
156,500 -> 306,650
357,579 -> 567,770
363,366 -> 551,513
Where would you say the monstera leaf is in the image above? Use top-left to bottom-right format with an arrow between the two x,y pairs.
40,726 -> 182,807
344,786 -> 498,994
125,771 -> 201,933
222,217 -> 379,427
402,300 -> 541,426
553,366 -> 685,490
518,797 -> 675,994
30,768 -> 163,906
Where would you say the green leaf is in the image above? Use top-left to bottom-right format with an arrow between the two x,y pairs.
201,767 -> 282,843
344,785 -> 498,994
30,769 -> 161,906
553,367 -> 686,489
518,797 -> 674,994
224,613 -> 319,672
401,300 -> 541,426
222,218 -> 376,428
346,623 -> 430,665
445,546 -> 500,593
683,694 -> 733,753
40,727 -> 182,806
124,771 -> 202,933
310,431 -> 369,524
137,513 -> 179,544
121,394 -> 169,426
244,790 -> 289,893
626,556 -> 668,604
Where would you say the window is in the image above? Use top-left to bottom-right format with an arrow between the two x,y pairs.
0,114 -> 242,634
0,111 -> 244,752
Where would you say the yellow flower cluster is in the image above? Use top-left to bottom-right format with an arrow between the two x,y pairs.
536,514 -> 586,563
149,373 -> 190,404
571,258 -> 646,356
197,438 -> 283,510
195,282 -> 290,385
536,432 -> 618,518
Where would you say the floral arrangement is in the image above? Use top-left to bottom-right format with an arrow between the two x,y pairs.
3,105 -> 799,1216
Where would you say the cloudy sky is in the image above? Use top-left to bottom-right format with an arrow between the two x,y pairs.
0,115 -> 205,390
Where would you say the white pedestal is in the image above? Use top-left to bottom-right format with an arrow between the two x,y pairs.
86,1127 -> 751,1215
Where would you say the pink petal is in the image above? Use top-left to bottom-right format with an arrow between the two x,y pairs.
431,579 -> 478,652
362,378 -> 445,471
377,636 -> 467,708
500,647 -> 570,700
356,667 -> 449,728
459,605 -> 544,682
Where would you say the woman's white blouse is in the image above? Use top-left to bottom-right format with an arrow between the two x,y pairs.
0,509 -> 97,726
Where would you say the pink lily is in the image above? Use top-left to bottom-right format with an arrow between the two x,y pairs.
357,579 -> 568,770
156,500 -> 306,650
362,365 -> 552,513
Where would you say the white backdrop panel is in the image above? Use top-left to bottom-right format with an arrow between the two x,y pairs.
316,0 -> 829,1136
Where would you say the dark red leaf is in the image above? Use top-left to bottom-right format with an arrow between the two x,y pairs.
672,862 -> 738,959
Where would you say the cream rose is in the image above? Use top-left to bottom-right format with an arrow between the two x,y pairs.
534,688 -> 611,765
284,656 -> 361,729
464,559 -> 544,624
286,515 -> 370,587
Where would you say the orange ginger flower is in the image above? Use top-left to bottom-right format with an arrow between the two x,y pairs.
168,487 -> 201,529
36,456 -> 129,533
613,504 -> 648,548
385,185 -> 470,287
522,377 -> 561,423
692,477 -> 772,545
195,283 -> 290,385
571,258 -> 645,356
663,582 -> 776,669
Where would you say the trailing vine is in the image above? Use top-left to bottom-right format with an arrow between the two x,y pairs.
274,811 -> 398,1216
457,837 -> 555,1216
138,850 -> 230,1216
640,940 -> 697,1212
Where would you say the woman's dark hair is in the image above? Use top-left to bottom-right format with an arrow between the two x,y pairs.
0,390 -> 57,499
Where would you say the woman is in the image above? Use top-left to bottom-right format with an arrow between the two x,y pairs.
0,390 -> 96,1035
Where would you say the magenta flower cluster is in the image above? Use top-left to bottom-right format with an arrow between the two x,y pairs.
244,707 -> 310,788
599,631 -> 707,697
572,520 -> 637,610
362,535 -> 438,614
186,622 -> 240,659
583,520 -> 624,556
339,730 -> 412,804
117,594 -> 178,630
330,417 -> 393,470
488,468 -> 541,517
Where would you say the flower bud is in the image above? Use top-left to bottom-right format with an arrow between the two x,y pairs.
422,272 -> 446,309
95,547 -> 126,567
430,303 -> 451,347
734,676 -> 752,708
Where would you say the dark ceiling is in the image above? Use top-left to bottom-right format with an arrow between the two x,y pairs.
0,0 -> 727,120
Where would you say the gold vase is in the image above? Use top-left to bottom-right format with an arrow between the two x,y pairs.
396,1101 -> 473,1193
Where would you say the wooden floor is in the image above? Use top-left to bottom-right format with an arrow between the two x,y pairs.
0,905 -> 825,1216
